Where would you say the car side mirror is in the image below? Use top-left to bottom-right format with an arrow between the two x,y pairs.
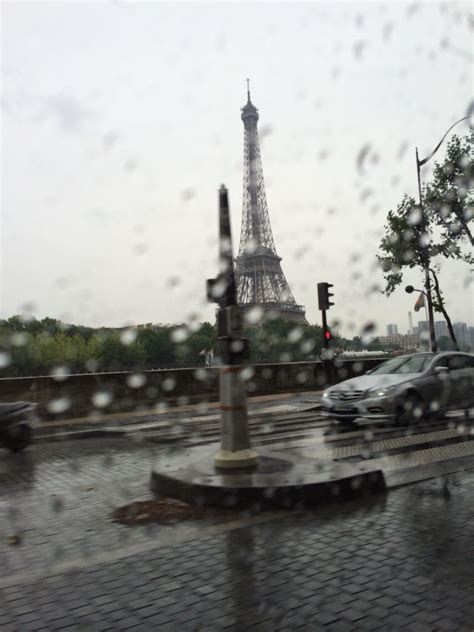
434,366 -> 449,374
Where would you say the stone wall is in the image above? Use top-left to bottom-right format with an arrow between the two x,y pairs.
0,358 -> 384,420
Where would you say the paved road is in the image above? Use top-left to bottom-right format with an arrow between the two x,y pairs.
1,409 -> 474,630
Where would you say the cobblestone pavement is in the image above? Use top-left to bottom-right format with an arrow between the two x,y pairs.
1,437 -> 473,630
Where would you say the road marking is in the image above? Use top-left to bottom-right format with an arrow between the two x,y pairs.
366,439 -> 474,472
266,425 -> 473,456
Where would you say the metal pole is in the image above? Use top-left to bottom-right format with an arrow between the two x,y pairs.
321,308 -> 334,384
414,116 -> 469,352
322,309 -> 328,350
210,185 -> 258,469
416,148 -> 437,353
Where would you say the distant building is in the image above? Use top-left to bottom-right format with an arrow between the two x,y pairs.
468,327 -> 474,349
453,322 -> 468,347
137,323 -> 154,330
387,324 -> 398,336
418,321 -> 429,332
434,321 -> 448,339
415,321 -> 430,351
378,334 -> 420,352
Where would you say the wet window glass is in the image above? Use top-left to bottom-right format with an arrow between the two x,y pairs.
1,2 -> 473,631
447,354 -> 471,370
371,354 -> 432,374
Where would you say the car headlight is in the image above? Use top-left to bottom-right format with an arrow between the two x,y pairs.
367,386 -> 395,398
322,391 -> 330,399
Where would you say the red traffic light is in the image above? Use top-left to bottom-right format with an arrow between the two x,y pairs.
324,329 -> 332,340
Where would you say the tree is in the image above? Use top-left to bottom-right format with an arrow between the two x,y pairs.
378,133 -> 473,293
242,318 -> 325,363
348,336 -> 363,351
98,334 -> 146,371
137,327 -> 176,368
425,134 -> 473,248
429,268 -> 459,350
377,133 -> 473,349
377,195 -> 464,295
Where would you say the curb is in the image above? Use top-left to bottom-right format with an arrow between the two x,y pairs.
150,445 -> 386,510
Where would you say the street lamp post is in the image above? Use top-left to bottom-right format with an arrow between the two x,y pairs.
405,285 -> 430,350
415,115 -> 469,353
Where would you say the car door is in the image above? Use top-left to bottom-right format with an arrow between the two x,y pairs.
447,354 -> 474,410
429,355 -> 453,412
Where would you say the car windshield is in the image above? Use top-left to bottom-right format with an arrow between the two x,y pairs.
370,355 -> 432,375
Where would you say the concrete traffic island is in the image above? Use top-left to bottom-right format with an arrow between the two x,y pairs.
150,444 -> 386,509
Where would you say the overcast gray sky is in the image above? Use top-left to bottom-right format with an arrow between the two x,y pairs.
1,1 -> 473,337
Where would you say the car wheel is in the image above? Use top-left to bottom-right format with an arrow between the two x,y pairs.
396,393 -> 423,426
3,423 -> 33,452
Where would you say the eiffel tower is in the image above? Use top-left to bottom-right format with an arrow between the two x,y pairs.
235,81 -> 306,324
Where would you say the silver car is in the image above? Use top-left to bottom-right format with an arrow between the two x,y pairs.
321,352 -> 474,424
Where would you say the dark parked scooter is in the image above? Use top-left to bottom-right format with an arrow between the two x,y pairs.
0,402 -> 35,452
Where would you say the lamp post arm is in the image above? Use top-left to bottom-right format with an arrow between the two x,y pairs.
408,287 -> 427,298
417,116 -> 469,167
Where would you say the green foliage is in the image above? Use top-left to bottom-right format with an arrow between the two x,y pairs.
0,318 -> 218,376
425,134 -> 474,247
347,336 -> 363,351
245,318 -> 327,363
97,334 -> 147,372
377,134 -> 474,296
0,315 -> 338,376
173,323 -> 216,367
137,328 -> 176,368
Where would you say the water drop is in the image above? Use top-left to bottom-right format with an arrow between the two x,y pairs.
244,306 -> 263,325
92,391 -> 113,408
120,329 -> 137,345
10,332 -> 28,346
162,377 -> 176,392
50,366 -> 69,382
171,327 -> 188,343
288,327 -> 303,343
47,397 -> 71,414
127,373 -> 146,389
0,351 -> 11,369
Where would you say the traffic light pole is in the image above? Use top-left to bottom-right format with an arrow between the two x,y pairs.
321,307 -> 334,385
321,309 -> 329,350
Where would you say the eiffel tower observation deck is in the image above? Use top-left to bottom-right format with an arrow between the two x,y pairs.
235,82 -> 306,325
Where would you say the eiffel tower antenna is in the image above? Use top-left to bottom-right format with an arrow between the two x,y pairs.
236,82 -> 306,324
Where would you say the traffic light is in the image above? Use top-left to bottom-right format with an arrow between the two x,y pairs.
317,282 -> 335,311
324,327 -> 332,341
